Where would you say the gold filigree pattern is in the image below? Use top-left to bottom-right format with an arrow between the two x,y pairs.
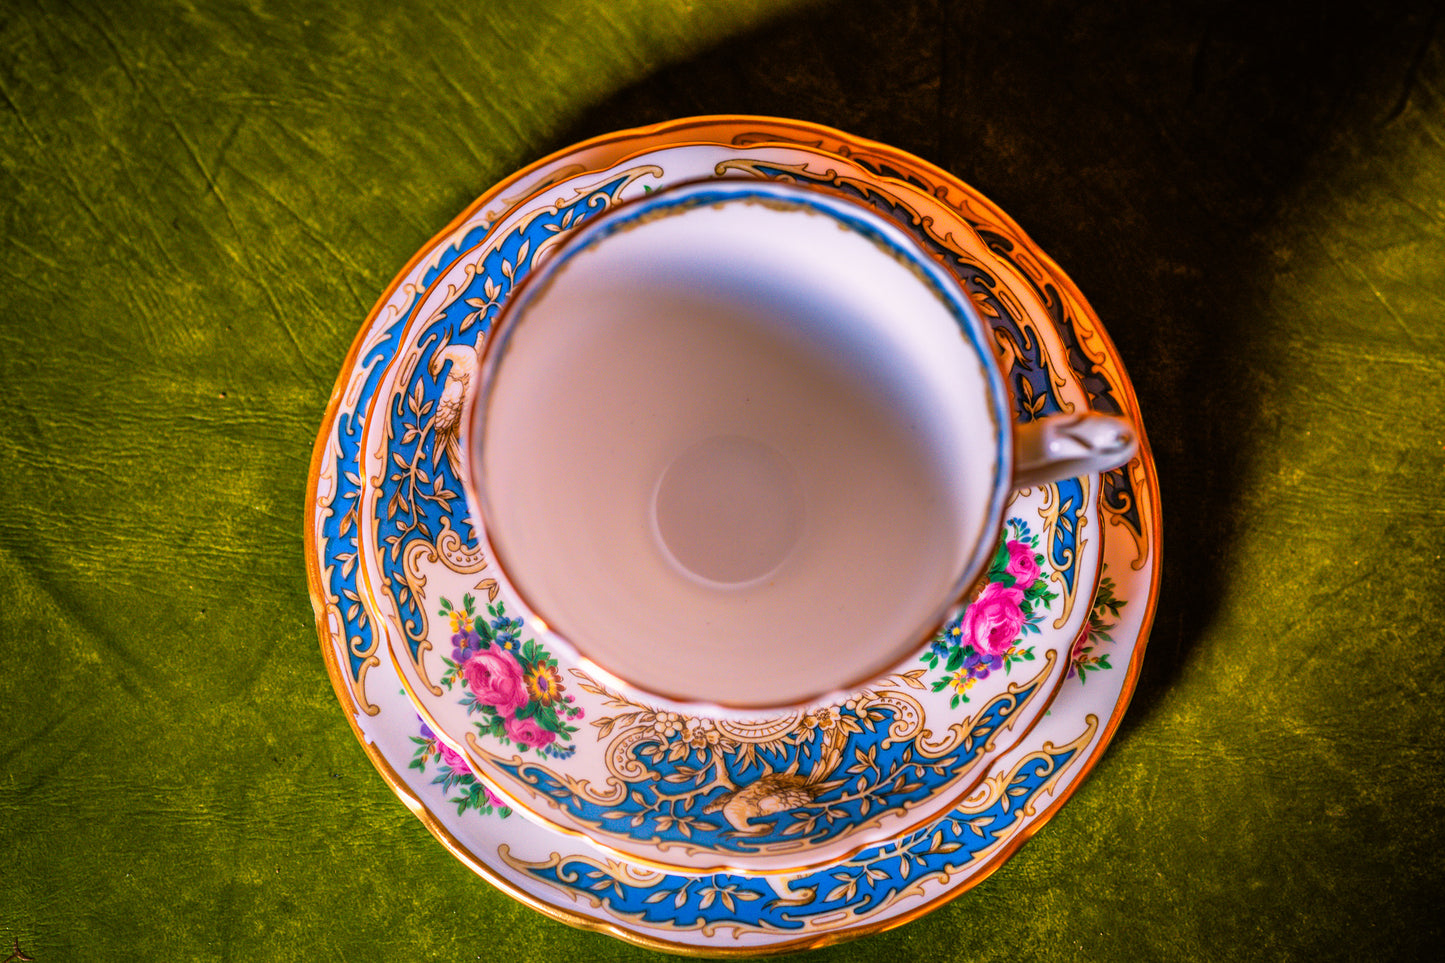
472,656 -> 1059,861
1039,475 -> 1091,628
395,519 -> 496,693
910,650 -> 1056,758
306,115 -> 1161,956
959,714 -> 1099,820
496,708 -> 1104,935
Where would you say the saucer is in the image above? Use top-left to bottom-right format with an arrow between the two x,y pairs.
306,116 -> 1159,953
356,141 -> 1105,874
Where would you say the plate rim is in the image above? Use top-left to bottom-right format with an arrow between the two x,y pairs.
350,138 -> 1107,874
304,114 -> 1162,956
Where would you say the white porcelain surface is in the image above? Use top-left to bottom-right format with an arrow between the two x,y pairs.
307,116 -> 1158,954
469,180 -> 1009,710
353,140 -> 1107,875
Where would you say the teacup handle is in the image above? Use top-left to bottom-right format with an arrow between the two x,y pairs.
1013,412 -> 1138,489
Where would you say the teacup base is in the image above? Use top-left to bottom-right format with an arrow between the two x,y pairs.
651,433 -> 804,587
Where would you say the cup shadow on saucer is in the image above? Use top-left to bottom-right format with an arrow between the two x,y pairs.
538,0 -> 1437,731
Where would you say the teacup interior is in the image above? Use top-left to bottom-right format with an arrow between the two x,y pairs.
478,187 -> 1002,709
652,432 -> 804,587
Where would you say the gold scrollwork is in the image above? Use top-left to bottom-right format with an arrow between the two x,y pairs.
493,709 -> 1100,936
1038,474 -> 1090,629
958,712 -> 1100,820
399,519 -> 491,694
494,657 -> 1058,859
1122,458 -> 1154,571
321,600 -> 380,717
467,732 -> 630,810
716,158 -> 994,281
910,651 -> 1055,759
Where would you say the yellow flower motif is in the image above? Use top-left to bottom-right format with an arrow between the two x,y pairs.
800,707 -> 841,733
524,662 -> 564,706
448,609 -> 470,634
650,712 -> 682,739
681,724 -> 721,750
951,674 -> 975,695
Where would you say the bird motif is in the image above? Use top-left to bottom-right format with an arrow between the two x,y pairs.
702,773 -> 827,836
427,342 -> 482,477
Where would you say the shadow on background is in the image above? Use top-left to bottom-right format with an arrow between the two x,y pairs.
544,0 -> 1438,724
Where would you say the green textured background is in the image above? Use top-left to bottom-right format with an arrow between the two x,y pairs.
3,0 -> 1443,959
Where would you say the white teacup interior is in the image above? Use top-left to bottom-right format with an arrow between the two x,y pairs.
477,185 -> 1004,709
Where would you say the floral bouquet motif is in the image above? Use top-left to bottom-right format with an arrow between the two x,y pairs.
1068,574 -> 1123,682
436,594 -> 584,758
922,519 -> 1056,708
410,723 -> 514,818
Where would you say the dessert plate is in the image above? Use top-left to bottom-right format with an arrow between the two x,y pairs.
356,142 -> 1104,874
306,116 -> 1159,953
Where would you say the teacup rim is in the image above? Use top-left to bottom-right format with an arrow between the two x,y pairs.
461,176 -> 1015,717
346,134 -> 1112,877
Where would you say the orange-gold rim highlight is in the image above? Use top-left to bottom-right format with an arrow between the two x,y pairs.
351,137 -> 1107,876
304,114 -> 1161,956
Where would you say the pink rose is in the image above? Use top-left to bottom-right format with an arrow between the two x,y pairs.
962,581 -> 1026,657
436,740 -> 472,776
504,714 -> 556,749
462,648 -> 528,715
1004,540 -> 1041,589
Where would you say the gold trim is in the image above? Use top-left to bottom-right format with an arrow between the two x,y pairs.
495,707 -> 1102,939
350,136 -> 1105,875
304,114 -> 1163,956
458,650 -> 1065,873
1041,473 -> 1093,630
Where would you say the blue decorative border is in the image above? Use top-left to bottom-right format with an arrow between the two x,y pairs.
379,179 -> 630,656
323,221 -> 494,685
490,670 -> 1047,853
504,736 -> 1087,929
312,140 -> 1147,940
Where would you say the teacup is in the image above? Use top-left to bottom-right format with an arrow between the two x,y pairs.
460,179 -> 1134,714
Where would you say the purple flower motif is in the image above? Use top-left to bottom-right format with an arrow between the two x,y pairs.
452,628 -> 483,664
958,647 -> 1005,682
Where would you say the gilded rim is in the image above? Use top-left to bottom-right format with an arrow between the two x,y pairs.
467,177 -> 1014,714
304,114 -> 1161,956
352,140 -> 1106,875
